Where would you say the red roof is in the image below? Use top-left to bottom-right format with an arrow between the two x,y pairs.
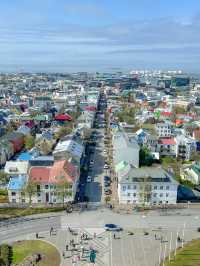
55,114 -> 72,121
159,138 -> 176,145
161,111 -> 172,117
30,167 -> 51,183
175,119 -> 185,125
84,106 -> 96,111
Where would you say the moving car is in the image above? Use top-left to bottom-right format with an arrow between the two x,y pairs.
104,224 -> 123,232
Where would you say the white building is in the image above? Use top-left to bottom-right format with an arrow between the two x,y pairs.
175,135 -> 196,160
118,167 -> 178,205
113,128 -> 140,168
155,122 -> 172,137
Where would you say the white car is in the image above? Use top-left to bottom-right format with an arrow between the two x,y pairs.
104,164 -> 109,169
90,160 -> 94,165
87,176 -> 92,182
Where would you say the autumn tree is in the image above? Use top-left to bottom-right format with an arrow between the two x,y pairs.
23,180 -> 38,204
55,177 -> 73,207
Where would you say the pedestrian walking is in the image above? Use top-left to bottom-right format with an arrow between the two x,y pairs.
155,234 -> 157,240
36,233 -> 39,239
62,252 -> 65,258
113,233 -> 116,239
66,244 -> 69,251
94,232 -> 96,239
50,227 -> 53,236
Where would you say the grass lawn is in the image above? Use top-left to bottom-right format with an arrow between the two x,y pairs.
164,238 -> 200,266
12,240 -> 60,266
0,207 -> 65,219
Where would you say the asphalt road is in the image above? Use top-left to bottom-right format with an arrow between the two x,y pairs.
85,127 -> 105,203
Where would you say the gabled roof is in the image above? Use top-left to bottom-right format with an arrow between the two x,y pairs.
30,167 -> 51,183
29,160 -> 78,184
159,138 -> 176,145
55,114 -> 72,121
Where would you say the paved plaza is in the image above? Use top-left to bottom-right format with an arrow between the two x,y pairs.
1,208 -> 200,266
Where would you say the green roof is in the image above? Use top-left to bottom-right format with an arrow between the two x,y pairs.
192,163 -> 200,176
34,115 -> 47,121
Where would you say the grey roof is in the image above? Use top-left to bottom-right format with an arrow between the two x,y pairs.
119,167 -> 177,184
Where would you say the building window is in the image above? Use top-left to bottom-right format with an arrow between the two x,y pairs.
45,185 -> 49,189
166,193 -> 169,197
160,186 -> 163,190
133,185 -> 137,189
37,185 -> 40,192
166,186 -> 169,190
127,185 -> 131,190
22,199 -> 25,203
153,193 -> 157,197
154,186 -> 157,190
160,193 -> 163,197
133,193 -> 136,197
127,193 -> 131,197
11,192 -> 16,196
37,193 -> 41,197
38,199 -> 41,203
122,186 -> 126,191
12,199 -> 16,203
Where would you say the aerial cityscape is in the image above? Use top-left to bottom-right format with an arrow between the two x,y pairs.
1,1 -> 200,266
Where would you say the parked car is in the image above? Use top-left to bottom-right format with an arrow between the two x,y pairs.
87,176 -> 92,182
104,179 -> 111,186
104,224 -> 123,232
90,160 -> 94,165
104,176 -> 110,181
104,164 -> 109,169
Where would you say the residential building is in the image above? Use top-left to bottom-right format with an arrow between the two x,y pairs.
118,167 -> 178,205
113,128 -> 139,168
155,122 -> 172,137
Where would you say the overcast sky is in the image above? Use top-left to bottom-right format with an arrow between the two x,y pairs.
1,0 -> 200,72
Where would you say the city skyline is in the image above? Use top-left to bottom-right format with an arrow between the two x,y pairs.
0,0 -> 200,72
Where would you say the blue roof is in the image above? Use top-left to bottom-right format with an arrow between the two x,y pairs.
8,176 -> 27,190
17,152 -> 33,161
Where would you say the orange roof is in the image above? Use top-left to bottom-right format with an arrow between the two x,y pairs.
29,160 -> 78,184
49,160 -> 77,184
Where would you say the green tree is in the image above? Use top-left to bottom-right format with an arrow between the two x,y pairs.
0,171 -> 8,185
139,146 -> 154,167
0,244 -> 11,266
55,126 -> 73,139
25,134 -> 35,150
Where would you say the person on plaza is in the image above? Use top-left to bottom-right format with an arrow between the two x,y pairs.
155,234 -> 157,240
50,227 -> 53,236
94,232 -> 96,239
113,233 -> 116,239
66,244 -> 69,251
62,252 -> 65,258
36,233 -> 39,239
